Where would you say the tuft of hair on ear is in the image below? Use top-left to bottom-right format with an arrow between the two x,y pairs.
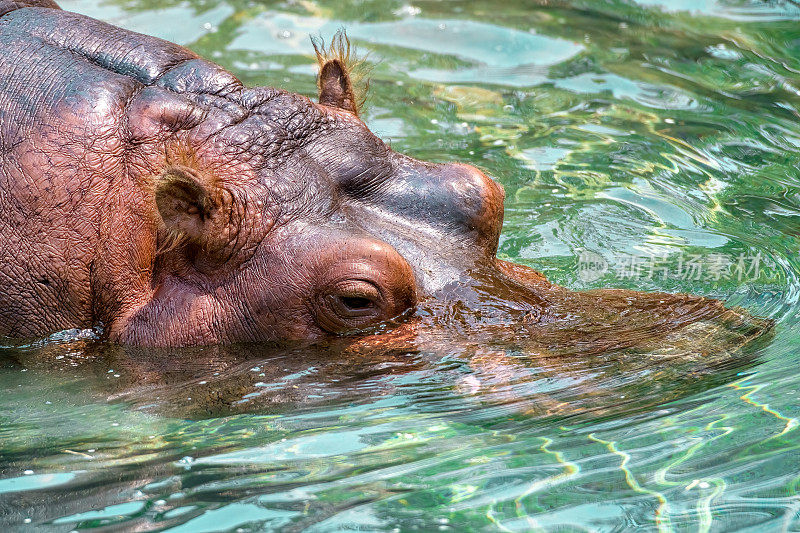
311,29 -> 371,116
155,212 -> 189,258
163,142 -> 202,172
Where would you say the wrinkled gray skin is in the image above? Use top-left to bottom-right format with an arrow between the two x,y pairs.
0,0 -> 770,349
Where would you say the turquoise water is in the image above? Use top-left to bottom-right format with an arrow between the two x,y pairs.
2,0 -> 800,530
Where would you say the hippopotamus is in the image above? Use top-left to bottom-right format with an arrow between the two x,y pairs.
0,0 -> 770,349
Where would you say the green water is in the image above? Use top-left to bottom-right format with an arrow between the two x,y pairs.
2,0 -> 800,530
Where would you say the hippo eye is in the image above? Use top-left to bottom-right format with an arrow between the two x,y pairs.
327,280 -> 381,317
340,296 -> 373,311
314,279 -> 386,333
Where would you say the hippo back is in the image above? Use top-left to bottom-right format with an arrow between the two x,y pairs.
0,0 -> 243,336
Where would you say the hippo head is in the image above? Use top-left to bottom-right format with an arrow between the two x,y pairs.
120,35 -> 769,354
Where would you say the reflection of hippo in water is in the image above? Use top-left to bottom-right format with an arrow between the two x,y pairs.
3,325 -> 768,421
0,0 -> 770,349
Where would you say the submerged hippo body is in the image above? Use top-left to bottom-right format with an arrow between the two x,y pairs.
0,0 -> 769,348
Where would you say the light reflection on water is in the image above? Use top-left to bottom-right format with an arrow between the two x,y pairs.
1,0 -> 800,530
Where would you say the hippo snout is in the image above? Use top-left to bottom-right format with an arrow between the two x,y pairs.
439,163 -> 505,254
379,157 -> 506,258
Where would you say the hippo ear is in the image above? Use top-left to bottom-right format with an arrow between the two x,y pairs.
313,31 -> 363,116
318,59 -> 358,115
155,165 -> 229,253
